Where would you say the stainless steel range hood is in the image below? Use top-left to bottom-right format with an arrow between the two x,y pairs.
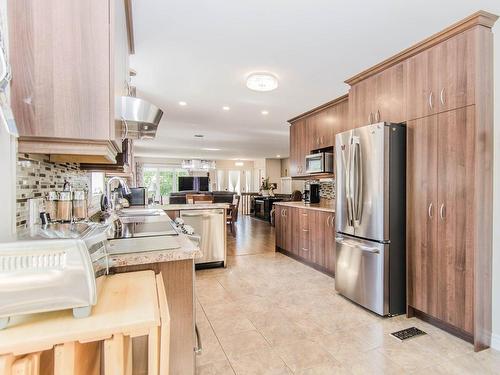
115,96 -> 164,140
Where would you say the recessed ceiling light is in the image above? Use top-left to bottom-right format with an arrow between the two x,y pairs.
246,72 -> 279,92
202,148 -> 221,151
261,110 -> 269,115
179,101 -> 187,106
235,161 -> 244,166
194,134 -> 204,138
222,106 -> 230,111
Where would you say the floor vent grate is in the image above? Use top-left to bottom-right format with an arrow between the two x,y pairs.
390,327 -> 426,341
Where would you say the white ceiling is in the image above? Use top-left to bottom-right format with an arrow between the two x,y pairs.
131,0 -> 499,160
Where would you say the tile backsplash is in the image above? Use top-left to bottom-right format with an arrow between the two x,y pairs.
16,154 -> 89,228
305,179 -> 336,200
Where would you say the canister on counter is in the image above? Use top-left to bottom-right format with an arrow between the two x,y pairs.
72,190 -> 88,221
58,191 -> 73,222
45,191 -> 58,221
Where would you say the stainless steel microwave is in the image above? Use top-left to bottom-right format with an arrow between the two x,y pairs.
305,152 -> 333,174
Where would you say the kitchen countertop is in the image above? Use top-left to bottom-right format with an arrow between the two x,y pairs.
152,203 -> 230,211
273,201 -> 335,213
109,232 -> 202,267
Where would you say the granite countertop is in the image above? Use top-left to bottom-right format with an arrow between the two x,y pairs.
158,203 -> 230,210
274,201 -> 335,213
109,233 -> 202,268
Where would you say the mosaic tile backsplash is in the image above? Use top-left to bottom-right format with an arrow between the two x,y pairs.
306,179 -> 336,200
16,154 -> 89,228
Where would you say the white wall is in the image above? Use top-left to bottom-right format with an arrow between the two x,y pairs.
265,158 -> 282,193
491,20 -> 500,350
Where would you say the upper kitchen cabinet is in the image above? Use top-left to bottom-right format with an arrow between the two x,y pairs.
288,94 -> 348,177
9,0 -> 132,163
406,29 -> 475,120
289,119 -> 307,177
308,95 -> 349,150
348,62 -> 406,128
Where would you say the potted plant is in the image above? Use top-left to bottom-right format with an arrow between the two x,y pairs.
260,177 -> 271,196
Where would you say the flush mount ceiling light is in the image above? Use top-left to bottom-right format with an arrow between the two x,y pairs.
246,72 -> 278,92
202,147 -> 221,151
222,106 -> 230,111
261,110 -> 269,115
178,101 -> 187,106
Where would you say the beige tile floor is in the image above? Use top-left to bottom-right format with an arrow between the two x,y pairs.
195,252 -> 500,374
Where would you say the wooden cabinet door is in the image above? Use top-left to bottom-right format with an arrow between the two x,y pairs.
323,213 -> 336,274
406,114 -> 439,318
349,80 -> 370,129
283,207 -> 294,253
290,120 -> 307,176
297,209 -> 311,260
374,62 -> 406,123
9,0 -> 113,141
437,30 -> 475,113
406,47 -> 439,120
332,99 -> 350,135
275,206 -> 283,249
436,107 -> 475,334
305,115 -> 319,151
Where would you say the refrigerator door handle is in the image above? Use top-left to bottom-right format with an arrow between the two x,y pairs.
345,144 -> 354,226
352,137 -> 362,225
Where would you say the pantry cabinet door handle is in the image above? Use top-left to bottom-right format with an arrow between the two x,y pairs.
428,202 -> 433,219
428,91 -> 434,110
440,88 -> 446,105
440,203 -> 445,220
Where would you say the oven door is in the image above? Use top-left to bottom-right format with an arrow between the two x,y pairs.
305,153 -> 324,174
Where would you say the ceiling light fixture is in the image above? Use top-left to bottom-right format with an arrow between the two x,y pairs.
202,148 -> 221,151
178,101 -> 187,106
246,72 -> 279,92
235,161 -> 244,167
222,106 -> 230,111
261,110 -> 269,115
276,154 -> 281,158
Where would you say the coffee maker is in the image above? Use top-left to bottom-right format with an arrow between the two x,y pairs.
304,182 -> 320,204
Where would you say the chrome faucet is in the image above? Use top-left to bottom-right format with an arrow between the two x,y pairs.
103,176 -> 131,211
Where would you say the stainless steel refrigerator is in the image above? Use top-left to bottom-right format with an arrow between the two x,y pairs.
335,122 -> 406,316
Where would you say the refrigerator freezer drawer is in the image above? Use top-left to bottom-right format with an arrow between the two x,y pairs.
335,236 -> 389,315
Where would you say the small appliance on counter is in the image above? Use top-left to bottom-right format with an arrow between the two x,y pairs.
303,182 -> 320,204
129,187 -> 147,206
0,222 -> 110,329
305,151 -> 333,174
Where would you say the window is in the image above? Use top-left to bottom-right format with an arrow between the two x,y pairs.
228,170 -> 241,194
217,170 -> 225,191
143,167 -> 189,203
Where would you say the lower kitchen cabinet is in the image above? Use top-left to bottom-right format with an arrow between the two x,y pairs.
275,204 -> 335,276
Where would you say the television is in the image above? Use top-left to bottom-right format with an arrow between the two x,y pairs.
178,176 -> 210,192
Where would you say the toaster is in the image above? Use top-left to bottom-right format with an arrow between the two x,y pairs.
0,222 -> 110,330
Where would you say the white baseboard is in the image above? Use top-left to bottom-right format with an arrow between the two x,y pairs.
491,332 -> 500,350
